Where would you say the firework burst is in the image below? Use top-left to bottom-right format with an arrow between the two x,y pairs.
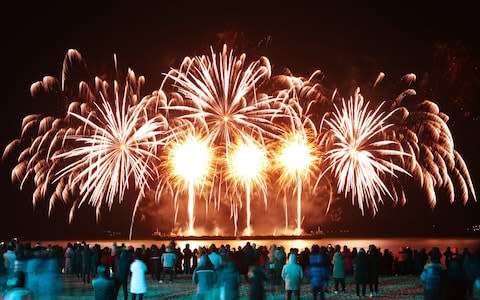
160,44 -> 284,149
386,74 -> 477,206
321,89 -> 410,214
54,88 -> 167,211
2,49 -> 94,218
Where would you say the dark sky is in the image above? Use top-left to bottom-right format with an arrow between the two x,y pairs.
1,1 -> 479,240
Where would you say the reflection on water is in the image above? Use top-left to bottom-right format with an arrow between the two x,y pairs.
33,237 -> 480,253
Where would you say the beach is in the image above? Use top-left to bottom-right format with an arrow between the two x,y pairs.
2,272 -> 426,299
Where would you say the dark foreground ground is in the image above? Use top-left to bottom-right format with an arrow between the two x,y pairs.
1,273 -> 427,300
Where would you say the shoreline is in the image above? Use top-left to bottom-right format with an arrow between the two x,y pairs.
13,236 -> 480,254
14,233 -> 480,242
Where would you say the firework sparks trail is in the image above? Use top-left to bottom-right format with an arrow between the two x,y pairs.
270,74 -> 324,235
168,133 -> 212,235
228,138 -> 268,236
276,133 -> 317,235
267,69 -> 334,234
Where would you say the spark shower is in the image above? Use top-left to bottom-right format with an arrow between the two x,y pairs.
3,46 -> 476,239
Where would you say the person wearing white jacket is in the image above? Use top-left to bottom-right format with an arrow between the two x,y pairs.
281,253 -> 303,300
130,250 -> 147,300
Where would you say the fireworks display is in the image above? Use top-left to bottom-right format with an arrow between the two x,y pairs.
2,46 -> 477,238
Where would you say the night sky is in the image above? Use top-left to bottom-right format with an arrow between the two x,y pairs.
1,1 -> 479,240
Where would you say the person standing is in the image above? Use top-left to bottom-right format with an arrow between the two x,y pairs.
40,250 -> 63,299
193,254 -> 217,300
92,264 -> 115,300
114,248 -> 131,300
183,244 -> 193,275
64,243 -> 74,274
208,244 -> 223,270
308,245 -> 329,300
149,245 -> 161,281
219,256 -> 240,300
3,243 -> 16,280
342,245 -> 353,276
332,245 -> 345,293
192,248 -> 199,271
354,248 -> 368,298
421,247 -> 444,300
273,246 -> 286,287
160,246 -> 177,283
281,253 -> 303,300
25,248 -> 42,298
80,243 -> 91,284
130,250 -> 148,300
248,263 -> 267,300
208,244 -> 223,298
446,247 -> 466,299
367,244 -> 380,297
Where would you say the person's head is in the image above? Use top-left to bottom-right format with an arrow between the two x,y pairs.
97,264 -> 109,277
288,253 -> 297,264
198,254 -> 209,267
209,243 -> 217,253
430,247 -> 441,263
223,254 -> 236,269
134,248 -> 143,260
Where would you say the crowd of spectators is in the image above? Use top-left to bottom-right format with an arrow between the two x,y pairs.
0,239 -> 479,299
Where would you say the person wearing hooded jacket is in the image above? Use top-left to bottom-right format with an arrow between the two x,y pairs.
332,245 -> 345,293
420,247 -> 444,300
308,245 -> 330,300
193,254 -> 217,300
129,250 -> 147,300
281,253 -> 303,300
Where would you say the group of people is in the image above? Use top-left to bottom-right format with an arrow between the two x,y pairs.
420,246 -> 480,299
0,239 -> 479,299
